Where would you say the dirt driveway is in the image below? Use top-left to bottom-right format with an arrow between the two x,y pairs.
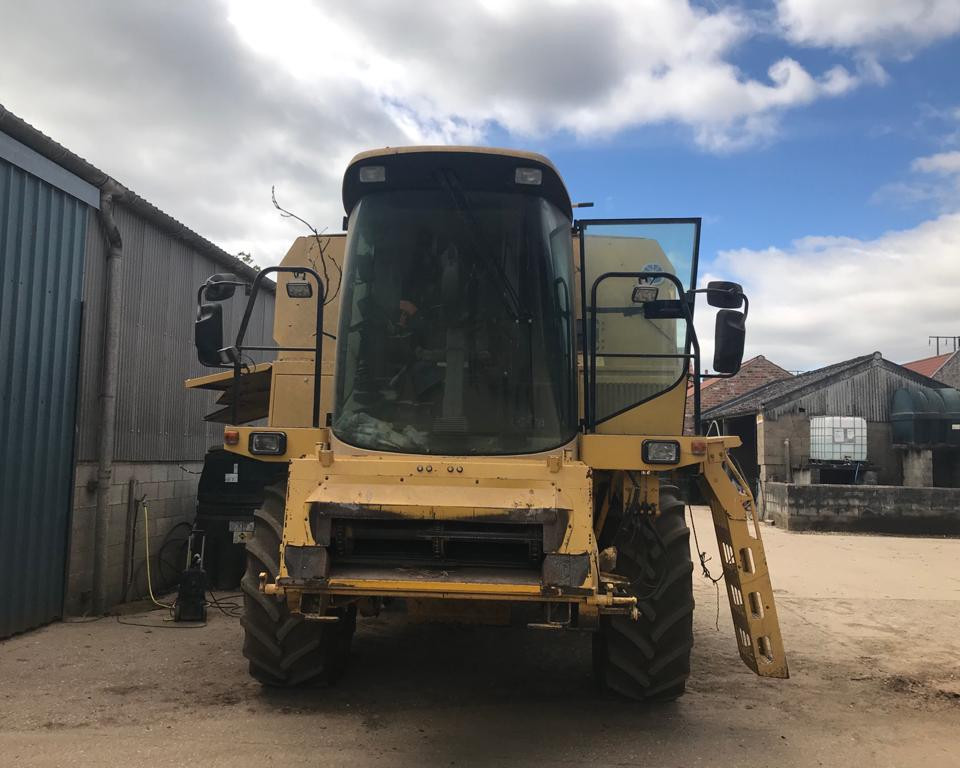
1,507 -> 958,767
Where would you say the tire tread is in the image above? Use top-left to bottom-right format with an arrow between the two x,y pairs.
594,488 -> 694,702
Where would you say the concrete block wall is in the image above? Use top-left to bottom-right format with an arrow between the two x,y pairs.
760,414 -> 901,485
759,480 -> 788,524
762,481 -> 960,534
758,412 -> 809,482
866,423 -> 901,485
902,449 -> 933,487
66,461 -> 203,615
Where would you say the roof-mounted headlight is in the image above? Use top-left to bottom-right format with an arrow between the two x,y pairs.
359,165 -> 386,183
515,167 -> 542,185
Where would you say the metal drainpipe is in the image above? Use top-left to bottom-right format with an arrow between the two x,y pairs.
91,181 -> 124,614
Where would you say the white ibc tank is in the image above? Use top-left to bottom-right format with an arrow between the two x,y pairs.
809,416 -> 867,462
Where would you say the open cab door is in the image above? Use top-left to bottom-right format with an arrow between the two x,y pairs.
575,218 -> 700,436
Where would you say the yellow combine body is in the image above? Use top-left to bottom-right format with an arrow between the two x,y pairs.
187,146 -> 787,699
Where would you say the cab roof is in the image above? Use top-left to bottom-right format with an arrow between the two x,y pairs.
342,146 -> 573,220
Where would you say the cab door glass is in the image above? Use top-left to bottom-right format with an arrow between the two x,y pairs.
579,219 -> 699,425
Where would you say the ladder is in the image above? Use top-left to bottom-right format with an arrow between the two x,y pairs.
699,444 -> 789,678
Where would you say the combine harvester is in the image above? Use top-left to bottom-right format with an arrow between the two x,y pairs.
187,147 -> 787,700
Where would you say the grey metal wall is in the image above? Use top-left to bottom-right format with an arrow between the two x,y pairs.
75,204 -> 275,462
764,363 -> 933,422
0,158 -> 86,637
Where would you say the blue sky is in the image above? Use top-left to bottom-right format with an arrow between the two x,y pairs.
545,34 -> 960,258
2,0 -> 959,370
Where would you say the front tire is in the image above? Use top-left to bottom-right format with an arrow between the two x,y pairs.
240,482 -> 355,686
593,485 -> 694,702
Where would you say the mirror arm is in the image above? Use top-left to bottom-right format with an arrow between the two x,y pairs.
691,284 -> 748,312
197,279 -> 251,304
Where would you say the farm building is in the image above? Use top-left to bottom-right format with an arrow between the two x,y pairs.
684,354 -> 793,435
0,106 -> 276,637
703,352 -> 960,533
903,351 -> 960,389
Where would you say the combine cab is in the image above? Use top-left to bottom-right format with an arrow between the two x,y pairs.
187,147 -> 787,698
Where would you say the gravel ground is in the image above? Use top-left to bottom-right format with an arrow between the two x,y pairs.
1,507 -> 958,768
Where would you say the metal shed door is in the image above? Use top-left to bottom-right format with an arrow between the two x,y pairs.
0,158 -> 86,637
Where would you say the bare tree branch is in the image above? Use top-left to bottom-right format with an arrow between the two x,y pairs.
271,186 -> 342,304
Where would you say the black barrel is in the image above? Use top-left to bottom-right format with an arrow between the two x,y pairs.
891,387 -> 942,444
933,388 -> 960,446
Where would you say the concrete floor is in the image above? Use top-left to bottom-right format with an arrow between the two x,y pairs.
1,507 -> 958,768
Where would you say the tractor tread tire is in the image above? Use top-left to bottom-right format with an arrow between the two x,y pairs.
593,489 -> 694,703
241,481 -> 354,687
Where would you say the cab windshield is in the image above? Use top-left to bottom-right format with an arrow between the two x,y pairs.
333,189 -> 577,455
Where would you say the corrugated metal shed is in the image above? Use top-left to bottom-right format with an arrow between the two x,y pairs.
0,157 -> 87,636
1,104 -> 282,626
704,352 -> 946,422
75,205 -> 274,462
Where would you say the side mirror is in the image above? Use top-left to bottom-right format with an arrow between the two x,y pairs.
707,280 -> 743,309
204,273 -> 241,302
195,303 -> 225,367
714,309 -> 746,374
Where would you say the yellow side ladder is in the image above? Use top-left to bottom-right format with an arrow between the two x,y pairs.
700,444 -> 789,678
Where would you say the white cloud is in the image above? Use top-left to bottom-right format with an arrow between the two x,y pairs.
697,213 -> 960,372
226,0 -> 859,152
0,0 -> 877,265
874,147 -> 960,210
776,0 -> 960,53
912,151 -> 960,174
3,0 -> 954,273
0,1 -> 415,263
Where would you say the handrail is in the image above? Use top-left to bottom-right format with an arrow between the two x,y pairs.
586,270 -> 701,430
229,266 -> 326,427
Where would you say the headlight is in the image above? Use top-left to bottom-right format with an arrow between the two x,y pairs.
632,285 -> 659,303
515,167 -> 542,185
286,281 -> 312,298
642,440 -> 680,464
249,432 -> 287,455
358,165 -> 386,183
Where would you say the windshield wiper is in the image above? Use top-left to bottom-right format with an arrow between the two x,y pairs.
435,168 -> 524,321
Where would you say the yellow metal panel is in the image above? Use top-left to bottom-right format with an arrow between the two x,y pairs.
594,378 -> 688,436
348,145 -> 564,177
184,362 -> 272,391
580,433 -> 741,470
306,481 -> 558,511
276,451 -> 597,591
699,444 -> 789,679
325,576 -> 543,598
275,234 -> 344,362
222,426 -> 327,461
269,372 -> 316,427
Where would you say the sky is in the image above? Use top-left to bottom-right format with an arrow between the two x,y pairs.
1,0 -> 958,371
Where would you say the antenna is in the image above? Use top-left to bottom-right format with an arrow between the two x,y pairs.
928,335 -> 960,355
